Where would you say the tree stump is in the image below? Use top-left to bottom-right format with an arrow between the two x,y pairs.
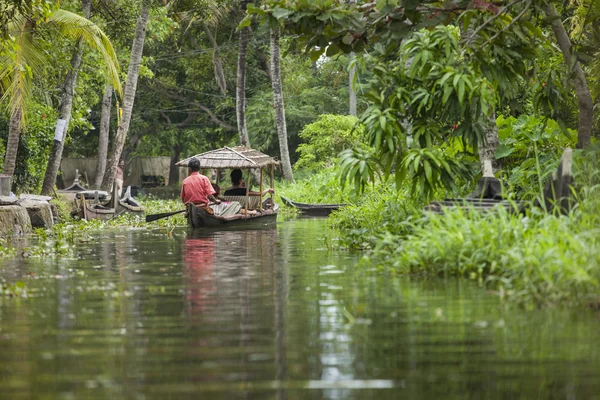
0,175 -> 12,196
20,200 -> 54,229
0,205 -> 32,236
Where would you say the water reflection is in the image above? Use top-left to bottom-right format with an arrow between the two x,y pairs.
0,220 -> 599,399
184,234 -> 216,314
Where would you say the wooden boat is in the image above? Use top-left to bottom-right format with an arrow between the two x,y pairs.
176,146 -> 280,230
280,195 -> 347,216
188,203 -> 277,229
424,149 -> 574,215
79,194 -> 115,221
115,186 -> 144,217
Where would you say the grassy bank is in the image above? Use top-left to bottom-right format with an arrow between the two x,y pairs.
326,151 -> 600,307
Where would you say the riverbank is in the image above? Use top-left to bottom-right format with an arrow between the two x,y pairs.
327,160 -> 600,308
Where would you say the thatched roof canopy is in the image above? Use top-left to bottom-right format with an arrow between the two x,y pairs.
176,146 -> 280,169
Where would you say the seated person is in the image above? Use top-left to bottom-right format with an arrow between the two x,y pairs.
211,182 -> 221,198
223,169 -> 274,197
181,157 -> 221,214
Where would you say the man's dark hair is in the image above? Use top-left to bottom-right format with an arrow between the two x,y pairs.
230,168 -> 243,185
188,157 -> 201,172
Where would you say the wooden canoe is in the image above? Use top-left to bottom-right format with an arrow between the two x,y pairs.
187,203 -> 277,230
81,198 -> 115,221
114,187 -> 144,217
116,200 -> 144,217
280,196 -> 347,216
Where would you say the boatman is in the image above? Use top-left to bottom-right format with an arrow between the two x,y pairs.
181,157 -> 221,214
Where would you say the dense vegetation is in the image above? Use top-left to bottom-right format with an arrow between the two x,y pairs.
2,0 -> 600,306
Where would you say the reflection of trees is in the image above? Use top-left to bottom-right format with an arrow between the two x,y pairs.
2,222 -> 600,398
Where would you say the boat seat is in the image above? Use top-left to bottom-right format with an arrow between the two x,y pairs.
220,195 -> 262,210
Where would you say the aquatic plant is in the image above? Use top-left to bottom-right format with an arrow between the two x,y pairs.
367,200 -> 600,307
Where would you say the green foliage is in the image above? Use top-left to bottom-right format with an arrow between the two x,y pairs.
277,167 -> 355,205
367,197 -> 600,306
495,114 -> 577,198
340,26 -> 493,196
330,149 -> 600,307
295,114 -> 364,171
246,50 -> 349,163
0,103 -> 57,192
328,184 -> 421,250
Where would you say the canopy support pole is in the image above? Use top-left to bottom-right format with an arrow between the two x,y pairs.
245,168 -> 251,210
259,168 -> 264,211
270,165 -> 274,203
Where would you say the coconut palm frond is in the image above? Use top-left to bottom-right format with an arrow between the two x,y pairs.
0,28 -> 43,124
47,9 -> 122,98
204,1 -> 233,30
571,0 -> 600,36
181,0 -> 232,32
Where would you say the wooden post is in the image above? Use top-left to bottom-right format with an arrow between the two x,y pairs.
245,168 -> 251,210
270,164 -> 274,202
259,167 -> 263,211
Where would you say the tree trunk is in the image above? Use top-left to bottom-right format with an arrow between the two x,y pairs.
270,28 -> 294,182
236,24 -> 250,147
349,54 -> 357,116
169,143 -> 181,186
94,84 -> 113,189
545,4 -> 593,149
101,0 -> 150,191
205,27 -> 227,96
2,107 -> 22,178
478,112 -> 500,172
41,0 -> 92,195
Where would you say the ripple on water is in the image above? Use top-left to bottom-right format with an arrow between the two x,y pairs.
0,219 -> 599,399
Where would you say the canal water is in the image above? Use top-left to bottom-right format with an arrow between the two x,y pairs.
0,219 -> 599,399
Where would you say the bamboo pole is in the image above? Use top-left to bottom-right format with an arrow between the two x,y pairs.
270,164 -> 274,203
259,167 -> 263,211
245,168 -> 251,210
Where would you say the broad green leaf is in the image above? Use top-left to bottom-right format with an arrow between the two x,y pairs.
495,144 -> 515,159
272,7 -> 294,20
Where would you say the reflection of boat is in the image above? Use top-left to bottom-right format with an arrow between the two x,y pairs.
280,196 -> 346,217
176,147 -> 280,230
188,203 -> 277,229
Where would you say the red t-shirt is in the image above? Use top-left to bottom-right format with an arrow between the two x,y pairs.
181,172 -> 215,205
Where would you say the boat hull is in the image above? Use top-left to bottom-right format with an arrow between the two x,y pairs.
82,202 -> 115,221
280,196 -> 345,216
116,201 -> 145,217
188,204 -> 277,230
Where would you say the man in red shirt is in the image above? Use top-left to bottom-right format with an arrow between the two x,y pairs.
181,157 -> 221,214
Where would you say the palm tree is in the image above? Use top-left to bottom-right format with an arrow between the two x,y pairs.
101,0 -> 150,192
270,27 -> 294,182
0,5 -> 122,182
42,0 -> 92,195
93,84 -> 113,189
237,0 -> 251,147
